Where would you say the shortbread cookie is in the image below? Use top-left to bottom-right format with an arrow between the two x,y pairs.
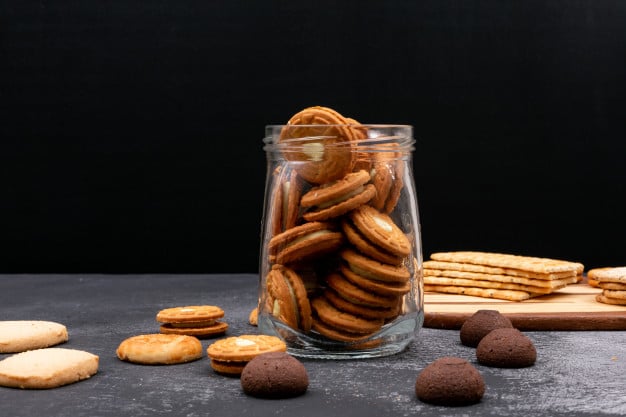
300,170 -> 376,221
241,352 -> 309,398
0,348 -> 99,389
268,221 -> 344,265
279,106 -> 357,184
415,357 -> 485,406
116,334 -> 203,365
156,305 -> 228,338
0,321 -> 69,353
207,335 -> 287,376
265,264 -> 312,332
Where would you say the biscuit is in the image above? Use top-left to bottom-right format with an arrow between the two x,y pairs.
156,305 -> 228,338
311,296 -> 384,335
248,307 -> 258,326
323,288 -> 401,320
424,267 -> 578,289
0,320 -> 69,353
476,328 -> 537,368
325,271 -> 400,309
241,352 -> 309,398
207,335 -> 287,376
279,106 -> 357,184
265,264 -> 313,332
595,294 -> 626,305
459,309 -> 513,348
423,259 -> 578,280
300,170 -> 376,221
268,221 -> 344,265
415,357 -> 485,406
0,348 -> 99,389
340,248 -> 410,284
348,205 -> 411,258
370,142 -> 404,214
116,333 -> 203,365
586,267 -> 614,288
310,316 -> 377,343
424,284 -> 540,301
269,167 -> 303,236
589,266 -> 626,284
341,218 -> 404,265
340,264 -> 410,297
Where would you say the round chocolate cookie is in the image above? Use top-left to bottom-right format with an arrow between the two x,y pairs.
476,327 -> 537,368
241,352 -> 309,398
460,309 -> 513,347
415,356 -> 485,406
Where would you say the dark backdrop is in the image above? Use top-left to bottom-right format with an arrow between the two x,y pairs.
1,1 -> 625,273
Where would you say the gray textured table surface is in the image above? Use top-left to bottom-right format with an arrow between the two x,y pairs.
1,274 -> 624,417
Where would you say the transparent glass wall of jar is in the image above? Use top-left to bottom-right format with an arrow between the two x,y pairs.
258,124 -> 423,359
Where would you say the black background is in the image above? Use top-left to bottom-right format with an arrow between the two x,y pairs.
1,1 -> 625,273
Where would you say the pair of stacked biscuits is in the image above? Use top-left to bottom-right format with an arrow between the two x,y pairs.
588,267 -> 626,305
262,106 -> 414,343
423,251 -> 584,301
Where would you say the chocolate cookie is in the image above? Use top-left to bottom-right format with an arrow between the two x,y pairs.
476,327 -> 537,368
459,309 -> 513,347
415,356 -> 485,406
241,352 -> 308,398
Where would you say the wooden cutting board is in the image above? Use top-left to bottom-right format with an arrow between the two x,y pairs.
424,283 -> 626,330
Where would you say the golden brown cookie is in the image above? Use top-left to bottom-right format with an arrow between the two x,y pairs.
0,348 -> 99,389
300,170 -> 376,222
595,294 -> 626,305
340,248 -> 410,284
267,221 -> 344,265
116,334 -> 203,365
341,218 -> 404,265
0,320 -> 69,354
590,266 -> 626,284
156,305 -> 228,338
278,106 -> 357,184
370,142 -> 404,214
248,307 -> 258,326
207,335 -> 287,376
325,272 -> 400,309
265,264 -> 312,332
323,288 -> 401,320
269,167 -> 303,236
311,296 -> 384,335
339,264 -> 410,297
348,205 -> 411,258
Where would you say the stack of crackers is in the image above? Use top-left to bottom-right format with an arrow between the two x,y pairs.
423,251 -> 584,301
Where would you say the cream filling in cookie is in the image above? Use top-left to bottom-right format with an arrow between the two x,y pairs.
302,142 -> 324,161
168,320 -> 217,328
287,230 -> 335,247
315,186 -> 365,209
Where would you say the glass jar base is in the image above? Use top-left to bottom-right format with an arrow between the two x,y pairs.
258,312 -> 424,360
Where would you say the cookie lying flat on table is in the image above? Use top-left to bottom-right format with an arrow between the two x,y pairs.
116,333 -> 203,365
0,320 -> 69,353
156,305 -> 228,338
241,352 -> 308,398
0,348 -> 99,389
207,335 -> 287,376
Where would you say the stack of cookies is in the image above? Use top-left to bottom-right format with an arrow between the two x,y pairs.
261,105 -> 415,343
589,267 -> 626,306
423,251 -> 584,301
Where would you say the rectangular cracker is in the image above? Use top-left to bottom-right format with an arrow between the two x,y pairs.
423,275 -> 563,294
424,284 -> 543,301
423,268 -> 578,289
429,251 -> 584,275
423,260 -> 578,280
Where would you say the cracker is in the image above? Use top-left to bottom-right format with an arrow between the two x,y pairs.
423,260 -> 577,280
424,284 -> 543,302
0,321 -> 69,353
424,276 -> 560,294
116,333 -> 203,365
0,348 -> 99,389
602,289 -> 626,300
423,269 -> 577,289
590,266 -> 626,284
598,282 -> 626,291
595,294 -> 626,306
429,251 -> 584,275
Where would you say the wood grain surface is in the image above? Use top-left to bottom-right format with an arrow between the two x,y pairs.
424,283 -> 626,330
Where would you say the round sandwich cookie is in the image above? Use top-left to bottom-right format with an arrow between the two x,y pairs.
207,335 -> 287,376
340,248 -> 410,284
265,264 -> 313,332
311,316 -> 378,343
248,307 -> 258,326
278,106 -> 357,184
241,352 -> 309,398
269,167 -> 303,236
586,267 -> 614,288
156,305 -> 228,338
267,221 -> 344,265
0,320 -> 69,353
459,309 -> 513,348
116,333 -> 203,365
311,296 -> 384,335
369,142 -> 404,214
590,266 -> 626,284
323,288 -> 401,321
341,218 -> 404,265
476,327 -> 537,368
596,294 -> 626,305
300,169 -> 376,222
348,205 -> 411,258
340,264 -> 410,297
415,356 -> 485,406
325,272 -> 400,309
0,347 -> 99,389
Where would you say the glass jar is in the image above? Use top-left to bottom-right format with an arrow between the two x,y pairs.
258,123 -> 423,359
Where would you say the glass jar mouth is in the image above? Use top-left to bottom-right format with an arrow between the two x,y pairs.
263,124 -> 415,152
